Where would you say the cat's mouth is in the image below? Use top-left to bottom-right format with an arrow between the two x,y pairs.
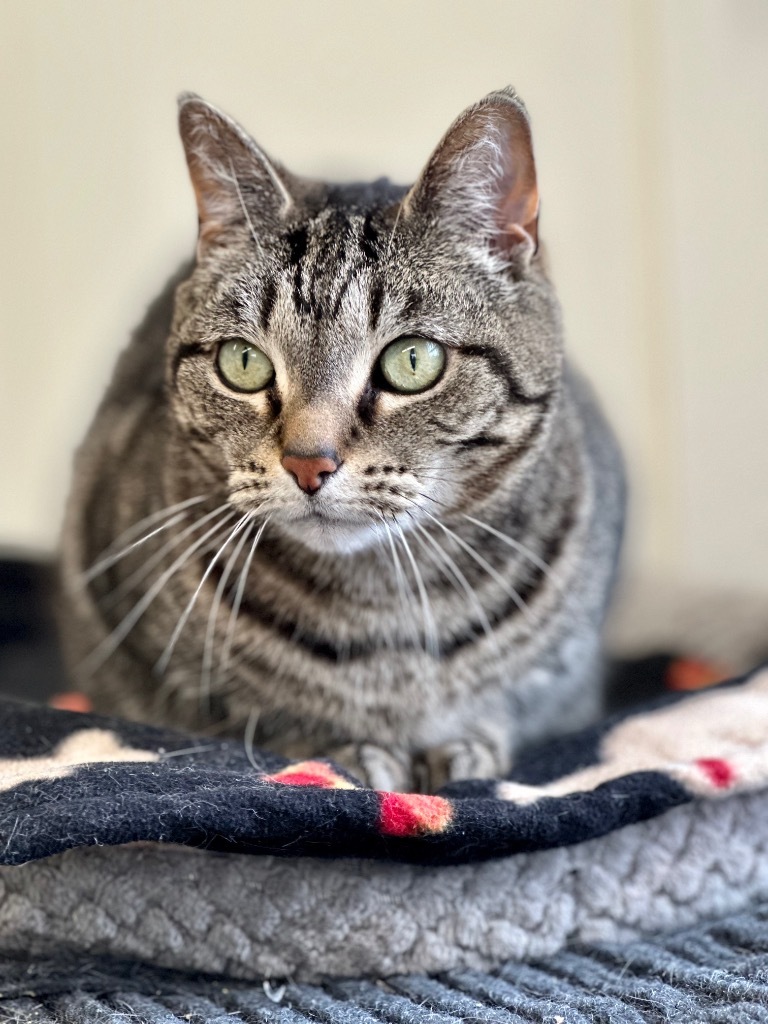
299,508 -> 352,524
275,504 -> 385,553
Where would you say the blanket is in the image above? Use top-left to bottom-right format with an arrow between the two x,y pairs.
2,664 -> 768,981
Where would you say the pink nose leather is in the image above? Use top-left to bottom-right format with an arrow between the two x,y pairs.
281,454 -> 339,494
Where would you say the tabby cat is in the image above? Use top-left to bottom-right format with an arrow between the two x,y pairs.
59,88 -> 625,791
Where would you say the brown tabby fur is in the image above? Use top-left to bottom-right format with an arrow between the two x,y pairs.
58,89 -> 625,791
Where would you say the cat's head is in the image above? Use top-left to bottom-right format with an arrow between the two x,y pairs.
168,89 -> 563,553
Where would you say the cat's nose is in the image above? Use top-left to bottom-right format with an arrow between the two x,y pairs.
281,452 -> 340,494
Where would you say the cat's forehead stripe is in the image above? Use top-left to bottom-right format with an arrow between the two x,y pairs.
258,277 -> 278,333
359,212 -> 380,264
369,279 -> 385,332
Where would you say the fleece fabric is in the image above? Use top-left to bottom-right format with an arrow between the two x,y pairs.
3,667 -> 768,868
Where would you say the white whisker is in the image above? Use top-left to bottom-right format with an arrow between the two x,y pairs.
393,523 -> 440,659
422,510 -> 533,623
244,707 -> 263,773
463,514 -> 562,589
155,512 -> 253,676
410,521 -> 499,651
387,199 -> 404,253
78,508 -> 237,676
159,744 -> 216,760
201,517 -> 257,709
375,512 -> 420,649
102,501 -> 232,606
229,158 -> 261,249
217,516 -> 271,688
81,495 -> 206,584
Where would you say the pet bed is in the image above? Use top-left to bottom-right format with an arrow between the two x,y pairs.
2,902 -> 768,1023
2,664 -> 768,982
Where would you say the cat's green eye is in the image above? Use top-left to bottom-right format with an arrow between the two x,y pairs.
378,337 -> 446,394
217,339 -> 274,393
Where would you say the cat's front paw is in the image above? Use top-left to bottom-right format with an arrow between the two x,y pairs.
420,738 -> 506,791
328,742 -> 412,791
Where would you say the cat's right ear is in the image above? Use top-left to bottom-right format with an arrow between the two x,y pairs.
178,93 -> 293,251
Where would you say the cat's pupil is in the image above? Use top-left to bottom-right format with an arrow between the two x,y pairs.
409,348 -> 417,372
241,349 -> 249,371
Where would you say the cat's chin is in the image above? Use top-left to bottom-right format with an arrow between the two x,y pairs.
277,515 -> 381,555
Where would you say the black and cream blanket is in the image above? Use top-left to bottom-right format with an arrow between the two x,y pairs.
2,664 -> 768,981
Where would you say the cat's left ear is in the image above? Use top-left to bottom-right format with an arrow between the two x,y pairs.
178,93 -> 293,250
404,88 -> 539,268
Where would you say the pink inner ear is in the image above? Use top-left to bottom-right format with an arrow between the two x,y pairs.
493,115 -> 539,252
413,94 -> 541,259
501,173 -> 539,243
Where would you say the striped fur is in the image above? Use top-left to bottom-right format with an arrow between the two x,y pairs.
59,90 -> 625,790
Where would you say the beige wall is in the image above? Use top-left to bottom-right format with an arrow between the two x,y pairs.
2,1 -> 767,595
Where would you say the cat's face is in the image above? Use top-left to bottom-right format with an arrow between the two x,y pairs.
168,91 -> 562,553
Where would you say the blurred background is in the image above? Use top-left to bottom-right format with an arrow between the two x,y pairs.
2,0 -> 767,644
